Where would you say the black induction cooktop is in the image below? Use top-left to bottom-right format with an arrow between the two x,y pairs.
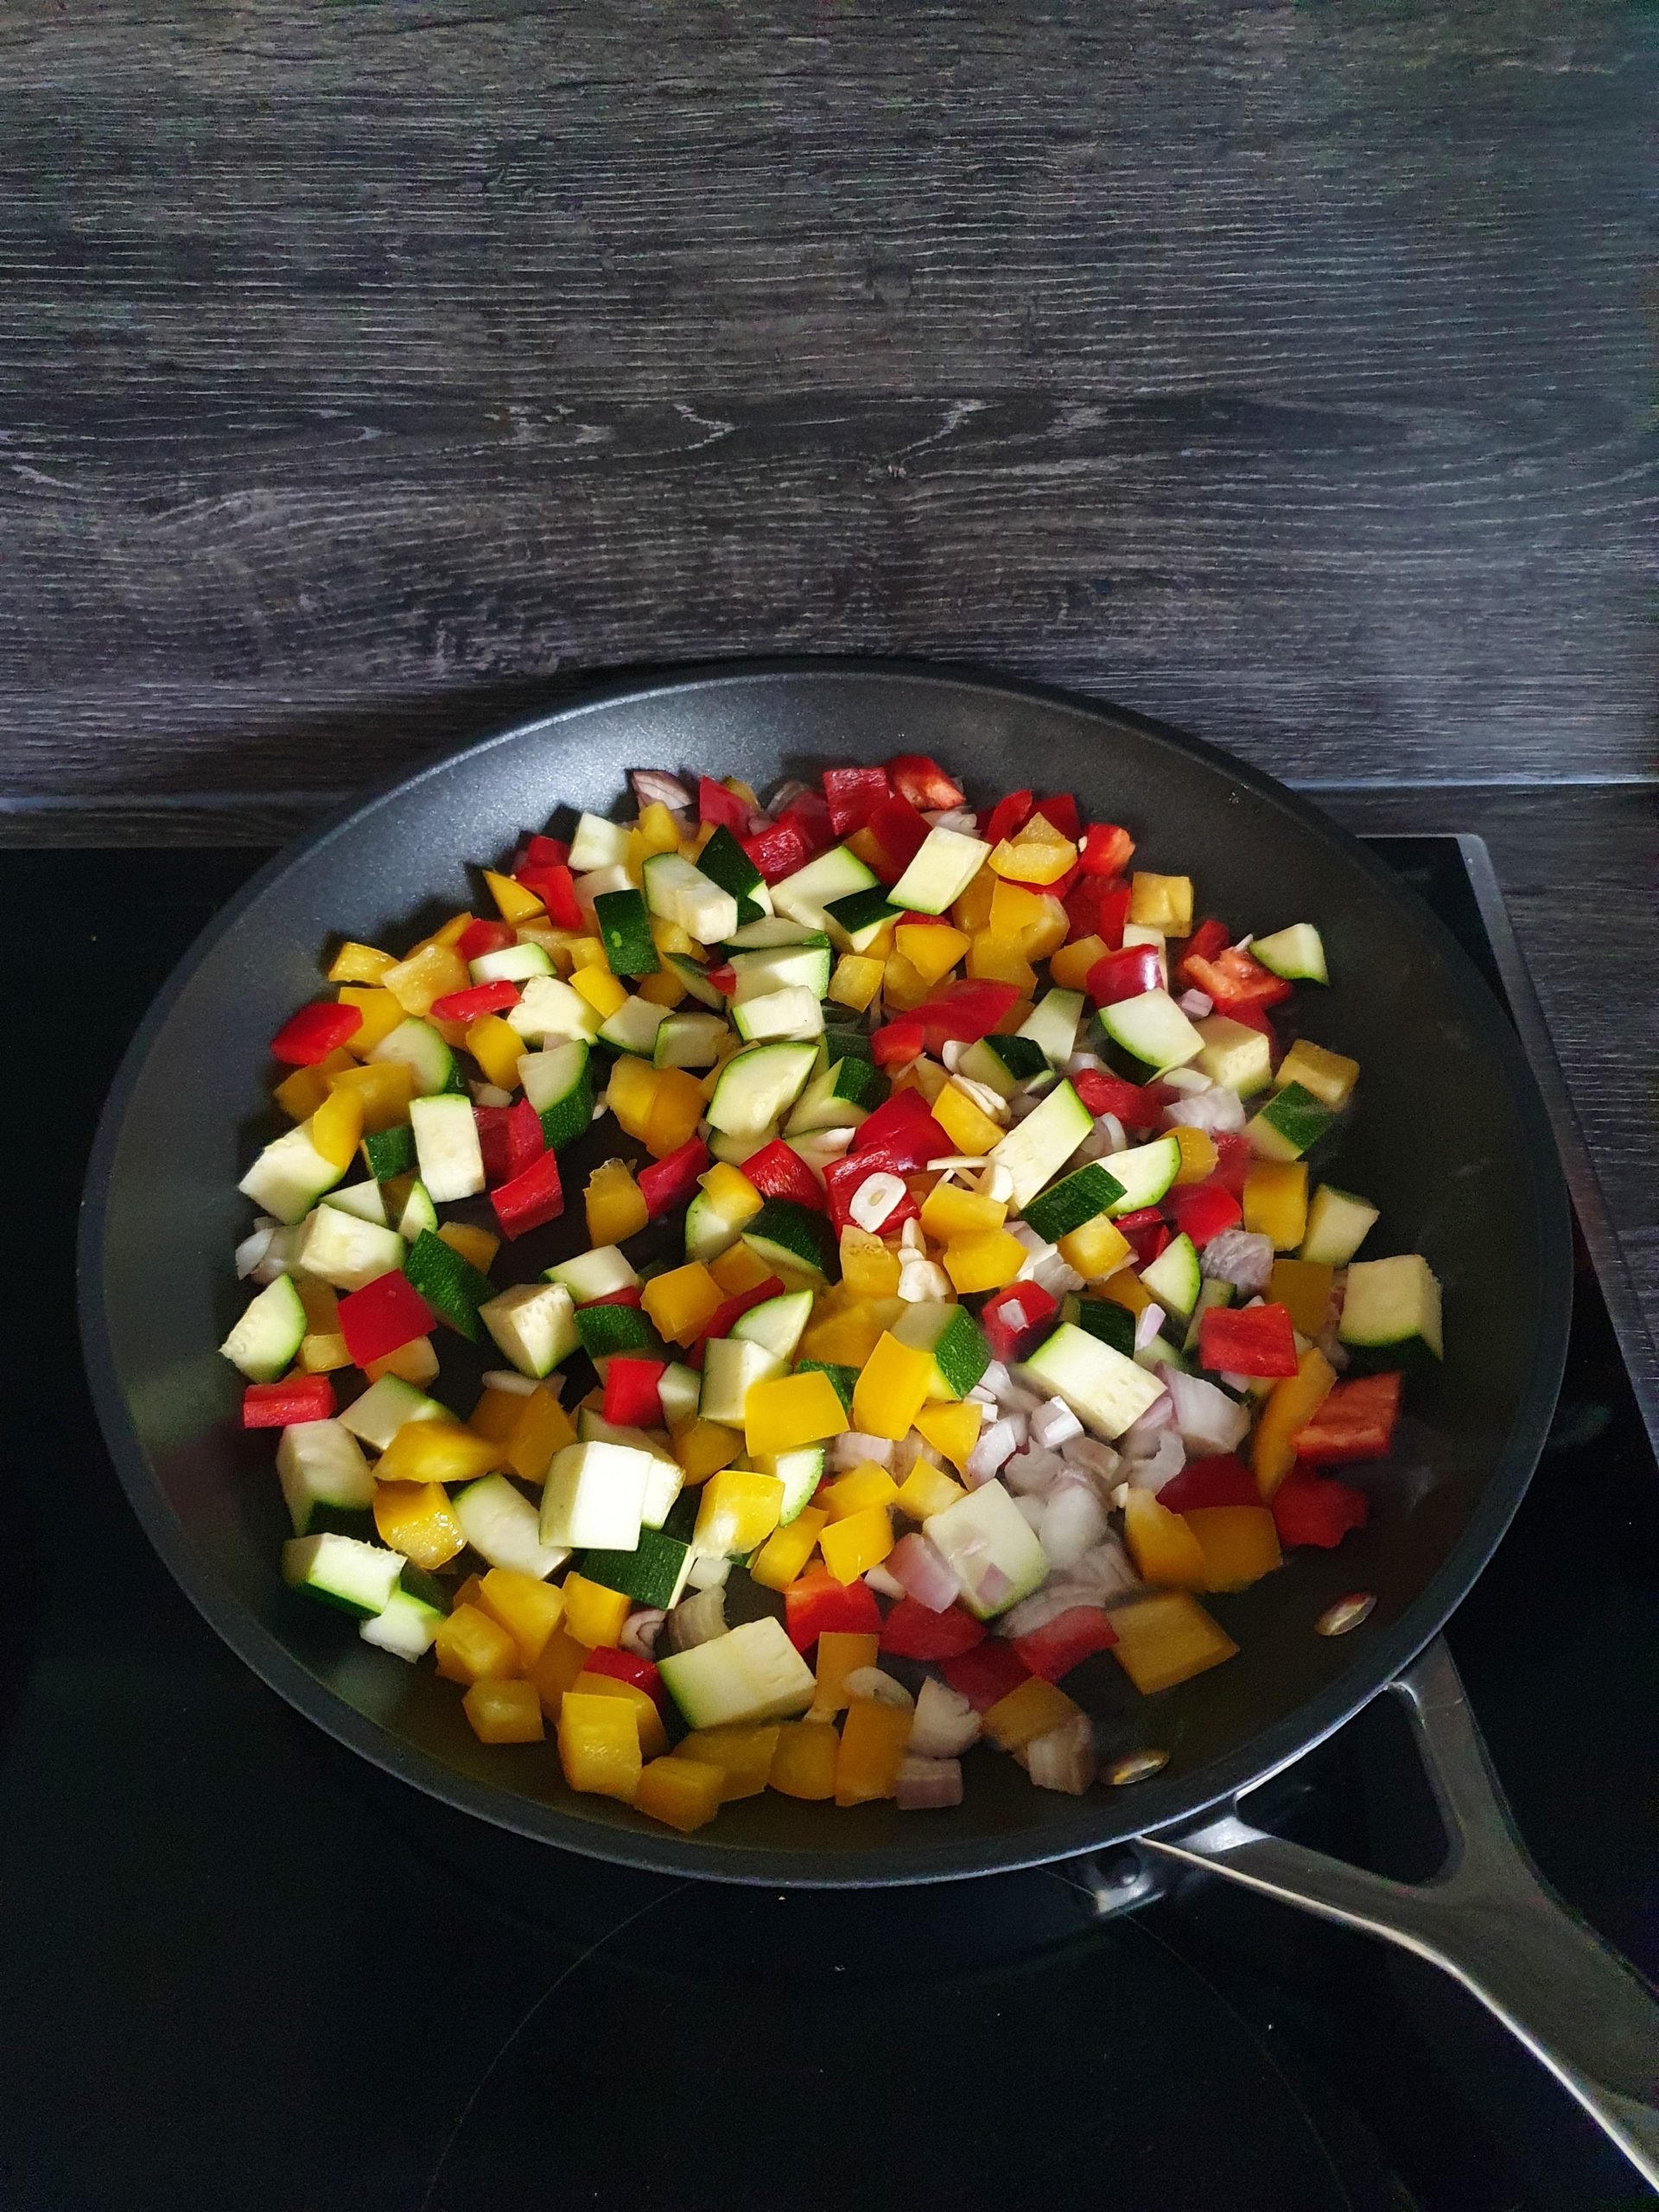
3,836 -> 1654,2212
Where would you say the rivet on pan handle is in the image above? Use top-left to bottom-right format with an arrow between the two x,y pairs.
1141,1637 -> 1659,2192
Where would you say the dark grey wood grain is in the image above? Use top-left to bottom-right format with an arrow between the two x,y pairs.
0,1 -> 1651,811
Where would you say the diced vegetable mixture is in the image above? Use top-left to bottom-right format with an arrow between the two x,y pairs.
223,759 -> 1442,1831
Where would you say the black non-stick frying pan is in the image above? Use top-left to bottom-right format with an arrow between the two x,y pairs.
78,662 -> 1658,2182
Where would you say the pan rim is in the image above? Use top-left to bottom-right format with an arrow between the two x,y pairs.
76,656 -> 1573,1885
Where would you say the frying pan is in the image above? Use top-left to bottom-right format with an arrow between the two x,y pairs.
79,660 -> 1658,2183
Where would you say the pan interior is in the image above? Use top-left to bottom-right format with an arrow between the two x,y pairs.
82,664 -> 1568,1881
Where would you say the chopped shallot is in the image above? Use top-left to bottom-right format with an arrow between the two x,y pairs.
1001,1445 -> 1065,1497
1030,1395 -> 1084,1451
630,768 -> 693,811
896,1756 -> 964,1810
1134,1302 -> 1168,1351
1126,1428 -> 1186,1491
1026,1713 -> 1096,1796
1039,1478 -> 1109,1567
1176,988 -> 1214,1020
1201,1229 -> 1275,1294
620,1608 -> 666,1657
1158,1363 -> 1250,1455
908,1679 -> 982,1758
661,1584 -> 727,1654
1061,1434 -> 1121,1484
831,1431 -> 896,1471
862,1561 -> 907,1600
235,1221 -> 278,1280
965,1418 -> 1022,1487
887,1531 -> 964,1611
843,1667 -> 913,1708
1118,1390 -> 1176,1458
1014,1492 -> 1046,1533
1165,1087 -> 1246,1135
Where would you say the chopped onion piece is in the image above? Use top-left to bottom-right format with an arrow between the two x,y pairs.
1158,1363 -> 1250,1455
862,1561 -> 907,1600
1118,1390 -> 1176,1458
1176,988 -> 1214,1020
1201,1229 -> 1275,1294
832,1431 -> 895,1471
1165,1086 -> 1246,1135
965,1418 -> 1022,1488
1030,1395 -> 1084,1451
480,1368 -> 539,1396
1134,1302 -> 1168,1351
620,1607 -> 666,1657
1026,1713 -> 1096,1796
235,1222 -> 278,1280
908,1679 -> 981,1758
1001,1444 -> 1065,1497
896,1755 -> 964,1810
469,1081 -> 514,1108
1039,1478 -> 1109,1567
843,1667 -> 913,1708
631,769 -> 694,811
1126,1427 -> 1186,1491
887,1530 -> 964,1611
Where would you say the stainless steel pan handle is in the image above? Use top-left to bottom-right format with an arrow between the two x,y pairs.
1143,1637 -> 1659,2194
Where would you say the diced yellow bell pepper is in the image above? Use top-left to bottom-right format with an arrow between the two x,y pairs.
505,1385 -> 575,1484
919,1180 -> 1007,1241
798,1299 -> 887,1368
1107,1592 -> 1239,1696
1017,896 -> 1071,961
437,1220 -> 499,1274
671,1416 -> 745,1484
1122,1485 -> 1210,1588
469,1385 -> 524,1445
337,985 -> 406,1054
818,1503 -> 893,1585
983,1676 -> 1083,1752
1058,1213 -> 1133,1281
584,1159 -> 649,1246
561,1573 -> 633,1649
1243,1159 -> 1309,1250
845,826 -> 886,873
570,963 -> 629,1020
641,1261 -> 724,1346
327,940 -> 396,985
649,912 -> 696,960
899,1055 -> 950,1103
558,1690 -> 643,1802
374,1419 -> 501,1486
834,1695 -> 912,1806
637,968 -> 685,1008
363,1335 -> 440,1386
768,1720 -> 841,1800
1128,872 -> 1194,934
671,1723 -> 781,1801
453,1573 -> 486,1612
634,1754 -> 724,1832
327,1058 -> 414,1134
811,1630 -> 880,1718
606,1053 -> 661,1143
701,1161 -> 765,1230
528,1625 -> 590,1717
912,1401 -> 982,1473
372,1479 -> 466,1569
880,950 -> 931,1013
566,933 -> 606,970
894,921 -> 971,987
1170,1126 -> 1218,1186
828,953 -> 884,1012
477,1567 -> 566,1666
943,1230 -> 1027,1294
1049,933 -> 1108,991
839,1226 -> 903,1299
298,1292 -> 353,1372
572,1669 -> 668,1758
750,1504 -> 829,1592
381,941 -> 468,1016
893,1459 -> 967,1520
693,1468 -> 785,1555
274,1056 -> 346,1122
744,1370 -> 849,1457
645,1068 -> 704,1158
478,868 -> 541,925
1274,1038 -> 1359,1109
1251,1346 -> 1338,1497
1185,1505 -> 1283,1592
988,877 -> 1050,939
461,1014 -> 522,1090
435,1603 -> 520,1687
931,1082 -> 1005,1158
950,865 -> 996,934
636,800 -> 682,855
1101,1268 -> 1154,1316
966,933 -> 1038,993
462,1677 -> 545,1744
819,1463 -> 898,1522
988,829 -> 1075,887
1268,1257 -> 1336,1338
851,1332 -> 934,1442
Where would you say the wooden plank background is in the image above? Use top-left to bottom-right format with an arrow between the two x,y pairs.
0,1 -> 1651,821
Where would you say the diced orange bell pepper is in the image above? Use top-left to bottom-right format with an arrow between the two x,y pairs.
810,1630 -> 879,1719
645,1067 -> 704,1158
818,1463 -> 899,1522
912,1401 -> 982,1473
768,1720 -> 841,1801
692,1468 -> 785,1555
1058,1214 -> 1133,1281
671,1723 -> 781,1801
1049,934 -> 1109,990
839,1226 -> 902,1299
709,1238 -> 772,1296
1122,1485 -> 1210,1588
528,1626 -> 591,1718
469,1385 -> 524,1445
1128,872 -> 1193,934
557,1691 -> 643,1802
477,1567 -> 566,1666
637,1262 -> 720,1347
483,868 -> 545,925
462,1678 -> 545,1744
818,1503 -> 893,1585
1243,1160 -> 1308,1250
382,941 -> 469,1016
988,877 -> 1050,939
327,940 -> 396,986
1250,1346 -> 1338,1497
437,1220 -> 499,1274
561,1573 -> 633,1649
671,1416 -> 744,1484
585,1159 -> 650,1246
1185,1505 -> 1283,1592
983,1675 -> 1083,1751
465,1014 -> 526,1090
1107,1592 -> 1238,1695
744,1370 -> 849,1457
943,1230 -> 1027,1294
637,967 -> 687,1010
634,1755 -> 724,1833
1268,1257 -> 1336,1338
435,1603 -> 520,1687
893,1459 -> 967,1519
572,1670 -> 668,1758
505,1385 -> 575,1484
834,1696 -> 912,1806
373,1480 -> 467,1570
374,1419 -> 500,1487
851,1332 -> 934,1442
452,1573 -> 485,1612
951,867 -> 996,934
1100,1268 -> 1155,1316
1170,1126 -> 1218,1186
337,985 -> 406,1054
749,1504 -> 828,1592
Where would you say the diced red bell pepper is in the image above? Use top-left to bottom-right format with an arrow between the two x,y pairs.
704,963 -> 738,998
1294,1372 -> 1402,1465
1166,1181 -> 1243,1249
638,1137 -> 710,1218
1008,1605 -> 1119,1681
886,753 -> 965,810
517,861 -> 583,930
822,765 -> 892,836
1184,947 -> 1294,1014
980,1281 -> 1059,1364
740,1138 -> 827,1210
602,1355 -> 667,1429
1221,999 -> 1278,1040
862,795 -> 931,878
582,1284 -> 644,1310
871,1015 -> 925,1067
270,1001 -> 363,1066
1033,792 -> 1079,842
338,1271 -> 437,1366
879,1598 -> 987,1662
938,1639 -> 1032,1713
1116,1208 -> 1170,1266
1155,1453 -> 1261,1513
475,1098 -> 543,1186
456,917 -> 517,963
983,789 -> 1034,846
822,1154 -> 921,1236
429,978 -> 522,1023
580,1644 -> 670,1717
1087,944 -> 1165,1007
1071,1067 -> 1168,1128
242,1374 -> 337,1428
1272,1465 -> 1370,1549
697,775 -> 752,833
775,787 -> 835,859
1065,873 -> 1131,948
741,817 -> 812,883
913,980 -> 1021,1049
1210,1131 -> 1253,1195
1175,918 -> 1230,986
693,1274 -> 787,1347
523,834 -> 569,870
1078,823 -> 1135,877
1198,1302 -> 1300,1378
490,1147 -> 564,1239
785,1567 -> 883,1651
851,1090 -> 950,1172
